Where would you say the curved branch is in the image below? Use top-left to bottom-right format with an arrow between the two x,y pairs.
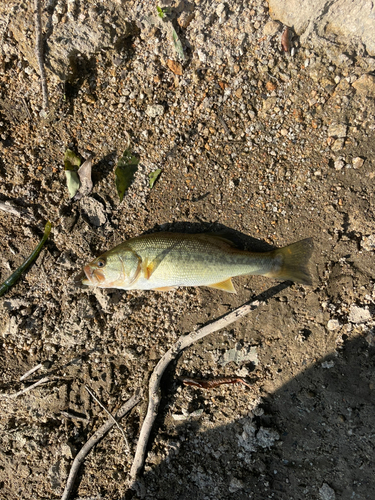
129,298 -> 263,483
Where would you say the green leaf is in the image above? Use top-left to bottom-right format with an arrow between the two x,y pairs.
157,5 -> 170,18
64,149 -> 81,171
149,169 -> 162,189
64,149 -> 81,198
157,5 -> 165,18
65,170 -> 81,198
115,149 -> 140,202
172,28 -> 184,60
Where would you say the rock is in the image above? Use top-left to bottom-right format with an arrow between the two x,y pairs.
321,360 -> 335,369
327,319 -> 340,331
9,2 -> 138,80
319,482 -> 336,500
177,11 -> 195,29
352,74 -> 375,97
334,158 -> 345,170
361,234 -> 375,251
80,197 -> 107,227
262,97 -> 278,112
267,0 -> 375,56
256,427 -> 280,448
328,123 -> 347,138
331,138 -> 344,151
229,477 -> 245,493
146,104 -> 165,117
352,157 -> 365,169
348,305 -> 372,324
263,20 -> 280,36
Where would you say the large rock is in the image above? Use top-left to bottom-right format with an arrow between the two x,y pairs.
9,1 -> 137,81
267,0 -> 375,56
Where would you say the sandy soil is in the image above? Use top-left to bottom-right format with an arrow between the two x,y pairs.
0,1 -> 374,499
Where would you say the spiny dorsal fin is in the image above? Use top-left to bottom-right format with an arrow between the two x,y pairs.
195,233 -> 237,249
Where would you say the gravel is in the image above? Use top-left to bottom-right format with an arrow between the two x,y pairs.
0,0 -> 375,499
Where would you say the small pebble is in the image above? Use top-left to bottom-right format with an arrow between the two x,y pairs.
352,73 -> 375,97
321,360 -> 335,369
328,123 -> 347,138
331,138 -> 345,151
146,104 -> 165,118
334,158 -> 345,170
361,234 -> 375,251
327,319 -> 340,331
319,483 -> 336,500
348,305 -> 372,324
352,156 -> 364,169
263,20 -> 280,37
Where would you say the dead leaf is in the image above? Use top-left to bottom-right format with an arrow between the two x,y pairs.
115,149 -> 139,202
149,169 -> 161,188
167,59 -> 183,76
73,157 -> 93,201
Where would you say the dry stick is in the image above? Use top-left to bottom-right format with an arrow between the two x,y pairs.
85,385 -> 129,451
61,393 -> 141,500
20,363 -> 43,381
0,201 -> 35,221
34,0 -> 49,111
0,376 -> 50,399
129,298 -> 264,484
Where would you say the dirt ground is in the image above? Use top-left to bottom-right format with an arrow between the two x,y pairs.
0,0 -> 375,499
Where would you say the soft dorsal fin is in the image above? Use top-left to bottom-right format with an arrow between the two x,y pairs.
207,278 -> 237,293
195,233 -> 237,249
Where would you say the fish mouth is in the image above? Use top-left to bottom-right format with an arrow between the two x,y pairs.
82,265 -> 94,286
82,265 -> 105,286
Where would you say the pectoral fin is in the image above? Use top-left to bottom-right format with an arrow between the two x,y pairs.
142,247 -> 174,280
207,278 -> 236,293
142,259 -> 157,280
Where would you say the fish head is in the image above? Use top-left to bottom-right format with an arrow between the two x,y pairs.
82,247 -> 141,288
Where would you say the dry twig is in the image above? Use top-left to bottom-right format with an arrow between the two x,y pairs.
0,376 -> 50,399
61,393 -> 141,500
129,298 -> 264,484
0,201 -> 35,221
34,0 -> 49,111
20,363 -> 43,381
85,385 -> 129,451
179,375 -> 254,390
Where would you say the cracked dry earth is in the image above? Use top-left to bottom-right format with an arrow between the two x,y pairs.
0,0 -> 375,499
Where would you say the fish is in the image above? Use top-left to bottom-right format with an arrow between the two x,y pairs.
82,232 -> 313,293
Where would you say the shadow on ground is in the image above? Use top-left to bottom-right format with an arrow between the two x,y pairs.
134,334 -> 375,500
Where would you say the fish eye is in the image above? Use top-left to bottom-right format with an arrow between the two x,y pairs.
96,258 -> 106,268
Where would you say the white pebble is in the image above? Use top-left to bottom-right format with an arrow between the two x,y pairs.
327,319 -> 340,331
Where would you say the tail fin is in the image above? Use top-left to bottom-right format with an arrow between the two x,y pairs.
268,238 -> 314,285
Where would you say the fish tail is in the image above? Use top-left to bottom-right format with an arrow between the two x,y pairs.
267,238 -> 314,285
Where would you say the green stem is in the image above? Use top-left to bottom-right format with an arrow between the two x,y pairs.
0,221 -> 52,297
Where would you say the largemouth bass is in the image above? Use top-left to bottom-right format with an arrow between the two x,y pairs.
82,232 -> 313,293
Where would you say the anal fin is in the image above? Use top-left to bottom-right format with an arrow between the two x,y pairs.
152,286 -> 177,292
207,278 -> 236,293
